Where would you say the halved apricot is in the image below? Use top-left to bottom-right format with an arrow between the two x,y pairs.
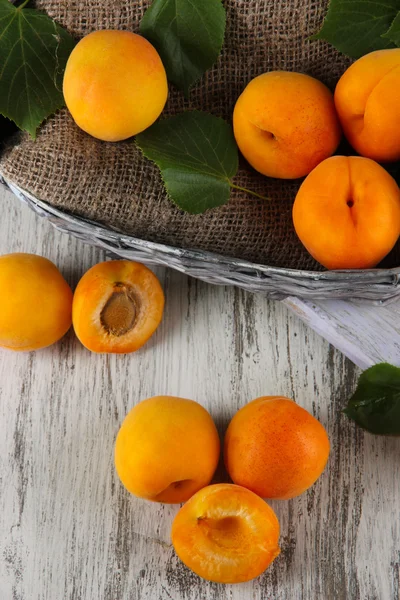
171,483 -> 280,583
72,260 -> 164,353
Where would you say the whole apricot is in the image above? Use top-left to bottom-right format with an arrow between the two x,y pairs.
0,253 -> 72,351
171,483 -> 280,583
115,396 -> 220,503
335,49 -> 400,162
63,30 -> 168,141
292,156 -> 400,270
72,260 -> 164,354
233,71 -> 341,179
224,397 -> 330,500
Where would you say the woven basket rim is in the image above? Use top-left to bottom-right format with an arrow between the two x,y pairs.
3,173 -> 400,285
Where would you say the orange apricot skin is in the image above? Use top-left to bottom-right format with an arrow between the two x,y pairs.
292,155 -> 400,270
224,397 -> 330,500
114,396 -> 220,503
334,49 -> 400,162
171,483 -> 280,583
72,260 -> 164,354
233,71 -> 342,179
0,253 -> 72,351
63,30 -> 168,142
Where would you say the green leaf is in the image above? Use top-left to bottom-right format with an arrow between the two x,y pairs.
313,0 -> 398,58
343,363 -> 400,435
140,0 -> 226,96
136,111 -> 238,214
382,11 -> 400,46
0,0 -> 76,138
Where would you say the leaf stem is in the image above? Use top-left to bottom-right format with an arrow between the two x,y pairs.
17,0 -> 30,9
229,183 -> 270,202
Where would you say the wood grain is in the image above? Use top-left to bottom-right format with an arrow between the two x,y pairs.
1,185 -> 400,600
284,297 -> 400,370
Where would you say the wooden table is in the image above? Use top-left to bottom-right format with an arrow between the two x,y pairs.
1,184 -> 399,600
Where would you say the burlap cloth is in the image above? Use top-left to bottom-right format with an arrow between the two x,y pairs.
0,0 -> 357,270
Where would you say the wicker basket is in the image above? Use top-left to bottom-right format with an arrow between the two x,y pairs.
2,174 -> 400,304
2,0 -> 399,304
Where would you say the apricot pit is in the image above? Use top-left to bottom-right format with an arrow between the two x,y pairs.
100,284 -> 138,337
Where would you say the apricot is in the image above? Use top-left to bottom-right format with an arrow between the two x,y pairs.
233,71 -> 341,179
171,483 -> 280,583
0,253 -> 72,351
114,396 -> 220,503
72,260 -> 164,354
335,49 -> 400,162
292,156 -> 400,270
63,30 -> 168,142
224,397 -> 330,500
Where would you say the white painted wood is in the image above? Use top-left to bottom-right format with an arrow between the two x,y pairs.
283,296 -> 400,370
1,184 -> 400,600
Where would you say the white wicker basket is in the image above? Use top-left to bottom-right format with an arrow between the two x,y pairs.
2,174 -> 400,304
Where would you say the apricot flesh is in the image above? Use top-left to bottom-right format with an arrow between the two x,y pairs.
292,156 -> 400,270
233,71 -> 342,179
224,397 -> 330,500
171,483 -> 280,583
63,30 -> 168,142
114,396 -> 220,503
335,49 -> 400,162
0,253 -> 72,351
72,260 -> 164,354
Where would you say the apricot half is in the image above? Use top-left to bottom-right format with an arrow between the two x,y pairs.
72,261 -> 164,353
63,30 -> 168,141
115,396 -> 220,503
0,253 -> 72,351
292,156 -> 400,270
233,71 -> 341,179
171,484 -> 280,583
224,397 -> 330,500
335,49 -> 400,162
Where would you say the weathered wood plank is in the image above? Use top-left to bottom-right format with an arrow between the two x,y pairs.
284,296 -> 400,370
1,186 -> 399,600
